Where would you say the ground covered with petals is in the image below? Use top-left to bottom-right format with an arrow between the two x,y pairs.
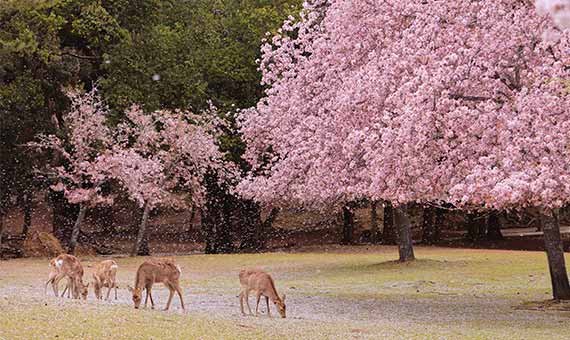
1,247 -> 569,339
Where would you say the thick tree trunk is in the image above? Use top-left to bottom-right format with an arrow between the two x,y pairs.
541,210 -> 570,300
68,204 -> 87,254
486,210 -> 504,241
341,205 -> 354,245
22,192 -> 32,236
394,206 -> 415,262
421,206 -> 437,244
239,201 -> 265,251
370,201 -> 380,243
132,202 -> 151,257
382,202 -> 396,244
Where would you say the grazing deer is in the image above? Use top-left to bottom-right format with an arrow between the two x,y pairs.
92,260 -> 119,300
45,258 -> 71,297
128,259 -> 185,311
239,269 -> 286,318
45,254 -> 89,299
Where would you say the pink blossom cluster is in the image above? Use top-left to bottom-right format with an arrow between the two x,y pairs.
32,89 -> 231,210
30,88 -> 113,205
108,104 -> 232,209
239,0 -> 570,210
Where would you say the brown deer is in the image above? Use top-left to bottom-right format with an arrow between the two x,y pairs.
128,259 -> 185,311
239,269 -> 286,318
45,254 -> 89,299
92,260 -> 119,300
45,258 -> 71,297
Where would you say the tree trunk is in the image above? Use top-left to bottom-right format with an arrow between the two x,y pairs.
341,205 -> 354,245
465,212 -> 479,241
132,202 -> 151,257
0,214 -> 4,246
394,206 -> 415,262
49,190 -> 77,245
68,204 -> 87,254
382,202 -> 397,244
421,206 -> 436,244
370,201 -> 380,243
260,207 -> 279,242
541,209 -> 570,300
239,201 -> 264,251
22,192 -> 32,236
434,207 -> 444,241
486,210 -> 504,241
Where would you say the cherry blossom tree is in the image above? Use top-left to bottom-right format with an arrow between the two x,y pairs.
101,104 -> 232,256
30,88 -> 114,253
240,0 -> 570,298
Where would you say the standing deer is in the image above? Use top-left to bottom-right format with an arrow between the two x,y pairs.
128,259 -> 185,311
239,269 -> 286,318
92,260 -> 119,300
45,254 -> 89,299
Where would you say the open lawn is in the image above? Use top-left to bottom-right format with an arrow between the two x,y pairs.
1,246 -> 569,340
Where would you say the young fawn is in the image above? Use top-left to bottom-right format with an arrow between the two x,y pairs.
45,254 -> 89,299
239,269 -> 286,318
128,259 -> 185,311
92,260 -> 119,300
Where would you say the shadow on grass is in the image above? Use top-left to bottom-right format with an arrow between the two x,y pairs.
515,300 -> 570,312
329,258 -> 469,273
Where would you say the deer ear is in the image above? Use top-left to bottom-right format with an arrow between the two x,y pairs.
281,294 -> 286,302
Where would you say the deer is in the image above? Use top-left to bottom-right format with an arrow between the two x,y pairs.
45,254 -> 89,299
45,257 -> 71,297
92,260 -> 119,300
239,269 -> 286,318
128,258 -> 185,311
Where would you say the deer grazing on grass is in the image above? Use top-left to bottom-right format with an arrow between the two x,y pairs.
45,254 -> 89,299
128,259 -> 185,311
92,260 -> 119,300
239,269 -> 286,318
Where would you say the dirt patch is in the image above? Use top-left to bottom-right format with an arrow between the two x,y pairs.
23,231 -> 64,257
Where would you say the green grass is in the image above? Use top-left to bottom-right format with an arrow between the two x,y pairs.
1,246 -> 569,339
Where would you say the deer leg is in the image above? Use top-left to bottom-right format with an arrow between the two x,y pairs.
239,290 -> 245,316
52,273 -> 66,297
61,277 -> 73,298
147,286 -> 155,309
144,288 -> 149,307
255,293 -> 262,317
174,284 -> 185,310
105,281 -> 112,301
265,296 -> 271,318
244,290 -> 253,315
164,285 -> 175,311
45,277 -> 55,296
114,281 -> 118,300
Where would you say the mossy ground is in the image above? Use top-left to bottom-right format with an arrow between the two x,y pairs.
1,246 -> 569,339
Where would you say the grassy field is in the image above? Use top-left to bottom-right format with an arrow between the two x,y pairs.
1,246 -> 569,339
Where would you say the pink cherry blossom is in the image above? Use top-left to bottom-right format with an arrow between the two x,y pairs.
239,0 -> 570,211
30,87 -> 113,206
